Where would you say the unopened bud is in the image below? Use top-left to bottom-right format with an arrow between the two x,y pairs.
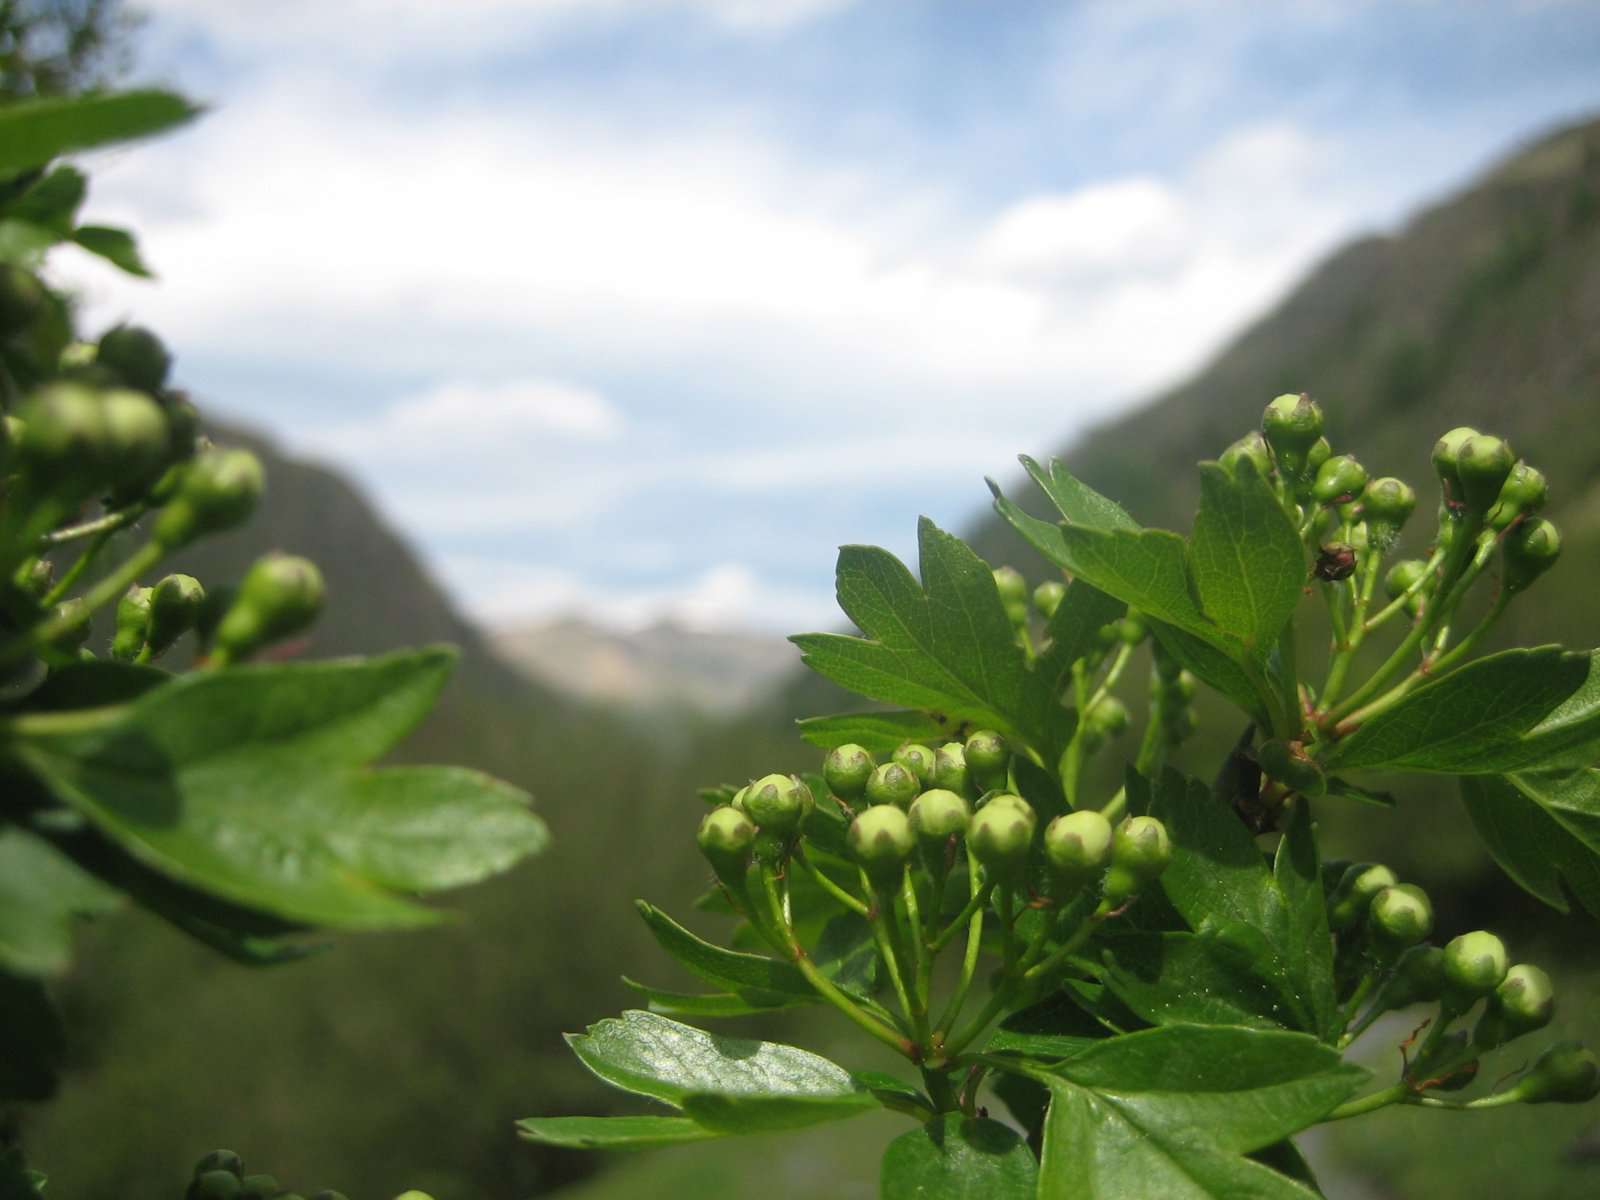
1261,393 -> 1324,453
964,729 -> 1010,788
1384,559 -> 1428,600
193,1151 -> 244,1178
1083,695 -> 1130,741
932,742 -> 970,796
1456,434 -> 1515,514
44,597 -> 91,653
992,566 -> 1028,608
1443,930 -> 1509,1000
1431,425 -> 1480,500
112,585 -> 154,661
865,761 -> 919,808
1103,815 -> 1171,901
192,1172 -> 243,1200
967,798 -> 1035,875
822,743 -> 874,800
1513,1041 -> 1600,1105
1490,963 -> 1554,1036
1219,431 -> 1272,479
1312,455 -> 1368,504
152,448 -> 265,549
742,773 -> 812,835
1375,944 -> 1446,1011
848,805 -> 914,883
96,324 -> 172,393
908,788 -> 970,844
1032,579 -> 1066,618
146,573 -> 205,656
239,1175 -> 280,1200
1369,884 -> 1433,946
1043,809 -> 1113,885
891,742 -> 936,787
1486,462 -> 1547,532
1503,518 -> 1560,594
1329,862 -> 1398,931
213,553 -> 324,662
697,806 -> 757,873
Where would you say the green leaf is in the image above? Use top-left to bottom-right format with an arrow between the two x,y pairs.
8,166 -> 85,234
1273,799 -> 1337,1040
1150,770 -> 1328,1037
564,1010 -> 873,1131
0,90 -> 202,173
1462,771 -> 1600,917
1147,619 -> 1271,726
1036,1025 -> 1366,1200
813,911 -> 878,991
790,518 -> 1072,763
1324,647 -> 1600,774
880,1114 -> 1039,1199
796,710 -> 954,757
4,650 -> 546,929
1323,777 -> 1395,807
621,977 -> 812,1019
1033,580 -> 1126,703
0,827 -> 120,976
1187,462 -> 1304,656
515,1115 -> 719,1151
22,659 -> 167,710
71,224 -> 152,276
1013,455 -> 1141,532
1100,933 -> 1287,1030
634,900 -> 815,998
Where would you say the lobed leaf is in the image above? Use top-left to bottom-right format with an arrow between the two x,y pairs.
791,518 -> 1073,763
0,90 -> 202,173
1187,461 -> 1305,657
4,650 -> 546,929
795,710 -> 954,757
1035,1025 -> 1363,1199
1324,647 -> 1600,774
1461,770 -> 1600,918
880,1114 -> 1039,1199
634,900 -> 815,998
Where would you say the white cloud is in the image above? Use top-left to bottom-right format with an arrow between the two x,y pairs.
139,0 -> 851,57
973,179 -> 1189,280
307,378 -> 622,460
441,555 -> 834,633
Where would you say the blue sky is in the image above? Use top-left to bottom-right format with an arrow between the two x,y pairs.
58,0 -> 1600,632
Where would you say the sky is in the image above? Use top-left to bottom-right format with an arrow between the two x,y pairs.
55,0 -> 1600,634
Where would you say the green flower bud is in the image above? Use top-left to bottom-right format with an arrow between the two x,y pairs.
1368,884 -> 1433,946
1503,517 -> 1560,594
146,573 -> 205,656
1032,579 -> 1066,618
1362,476 -> 1416,525
96,324 -> 172,394
1219,431 -> 1272,479
1492,963 -> 1555,1035
964,729 -> 1009,787
992,565 -> 1028,607
908,788 -> 971,844
891,741 -> 937,787
848,805 -> 914,882
0,263 -> 46,332
967,800 -> 1034,874
822,743 -> 874,800
743,773 -> 812,835
152,448 -> 265,549
112,585 -> 154,661
1162,704 -> 1198,741
864,761 -> 919,808
697,806 -> 757,872
1329,862 -> 1399,931
13,382 -> 109,493
1043,809 -> 1113,884
1485,461 -> 1547,531
100,388 -> 170,484
729,784 -> 750,815
1456,434 -> 1515,514
1383,559 -> 1428,600
1083,695 -> 1130,741
1305,436 -> 1331,476
1312,454 -> 1368,504
1514,1041 -> 1600,1105
1115,615 -> 1148,645
193,1172 -> 244,1200
1261,393 -> 1323,454
18,558 -> 53,601
214,553 -> 325,662
1256,739 -> 1326,798
1103,815 -> 1171,901
239,1175 -> 280,1200
194,1151 -> 244,1178
1431,426 -> 1480,499
932,742 -> 970,796
1443,930 -> 1509,1000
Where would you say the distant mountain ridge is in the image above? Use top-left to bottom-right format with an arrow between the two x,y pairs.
492,616 -> 797,712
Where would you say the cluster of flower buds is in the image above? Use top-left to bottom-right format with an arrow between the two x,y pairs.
184,1149 -> 356,1200
1329,863 -> 1590,1105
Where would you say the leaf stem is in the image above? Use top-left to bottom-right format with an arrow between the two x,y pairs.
797,851 -> 869,917
39,502 -> 146,548
930,876 -> 993,952
935,852 -> 986,1037
0,539 -> 164,668
1321,1082 -> 1411,1123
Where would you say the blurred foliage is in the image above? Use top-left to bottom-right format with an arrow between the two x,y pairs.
0,1 -> 133,100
